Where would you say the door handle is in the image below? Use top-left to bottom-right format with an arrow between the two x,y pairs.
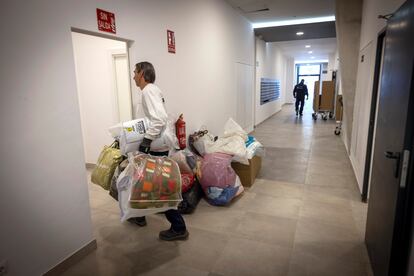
385,151 -> 400,159
384,151 -> 401,178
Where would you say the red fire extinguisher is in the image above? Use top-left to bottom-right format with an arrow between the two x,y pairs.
176,114 -> 186,149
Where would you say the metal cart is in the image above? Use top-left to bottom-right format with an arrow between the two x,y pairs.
312,80 -> 335,121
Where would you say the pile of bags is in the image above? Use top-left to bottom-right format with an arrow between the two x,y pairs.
92,115 -> 263,217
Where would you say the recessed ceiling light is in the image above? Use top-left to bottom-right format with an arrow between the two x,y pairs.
308,51 -> 313,54
311,56 -> 315,59
305,45 -> 311,48
252,15 -> 335,29
296,31 -> 304,36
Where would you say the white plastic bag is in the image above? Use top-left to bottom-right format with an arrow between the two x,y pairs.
205,118 -> 249,165
192,134 -> 215,156
223,118 -> 248,141
113,117 -> 179,155
246,140 -> 265,159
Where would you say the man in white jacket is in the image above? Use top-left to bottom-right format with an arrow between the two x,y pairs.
131,61 -> 189,241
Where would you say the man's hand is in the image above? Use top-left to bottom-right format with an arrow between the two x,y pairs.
306,97 -> 309,100
293,94 -> 296,99
139,138 -> 152,154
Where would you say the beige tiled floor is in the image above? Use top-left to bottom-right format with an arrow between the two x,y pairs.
62,104 -> 373,276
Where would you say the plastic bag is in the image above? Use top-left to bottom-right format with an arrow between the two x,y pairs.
223,118 -> 248,141
91,141 -> 123,190
181,172 -> 195,193
170,150 -> 193,174
246,140 -> 265,159
109,159 -> 129,201
184,149 -> 197,170
234,176 -> 244,197
200,153 -> 236,190
206,175 -> 243,206
189,127 -> 216,156
207,185 -> 239,206
192,134 -> 215,156
205,118 -> 249,165
113,117 -> 178,155
116,153 -> 182,221
178,180 -> 204,214
128,153 -> 182,209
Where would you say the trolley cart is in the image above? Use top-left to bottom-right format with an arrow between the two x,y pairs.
334,95 -> 343,135
312,81 -> 335,121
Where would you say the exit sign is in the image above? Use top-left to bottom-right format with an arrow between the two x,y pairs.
97,8 -> 116,34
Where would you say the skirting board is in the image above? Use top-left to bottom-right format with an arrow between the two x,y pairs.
43,239 -> 97,276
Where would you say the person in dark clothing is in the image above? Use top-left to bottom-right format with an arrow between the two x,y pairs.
128,61 -> 189,241
293,79 -> 309,116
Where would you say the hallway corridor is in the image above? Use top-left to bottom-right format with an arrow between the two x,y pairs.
63,104 -> 372,276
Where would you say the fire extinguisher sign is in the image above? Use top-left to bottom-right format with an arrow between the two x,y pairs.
97,8 -> 116,34
167,30 -> 176,54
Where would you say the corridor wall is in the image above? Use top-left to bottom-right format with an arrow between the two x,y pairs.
0,0 -> 254,275
255,38 -> 288,125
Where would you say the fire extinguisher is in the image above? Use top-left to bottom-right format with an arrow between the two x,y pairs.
176,114 -> 186,149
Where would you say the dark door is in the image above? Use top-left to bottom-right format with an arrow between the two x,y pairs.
365,1 -> 414,275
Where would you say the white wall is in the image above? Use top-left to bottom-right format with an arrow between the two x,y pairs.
255,38 -> 288,125
285,58 -> 296,104
349,0 -> 405,192
0,0 -> 254,275
72,32 -> 127,164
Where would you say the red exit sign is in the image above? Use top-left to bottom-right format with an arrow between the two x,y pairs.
97,8 -> 116,34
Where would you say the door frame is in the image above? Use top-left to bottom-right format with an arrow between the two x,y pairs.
361,29 -> 386,201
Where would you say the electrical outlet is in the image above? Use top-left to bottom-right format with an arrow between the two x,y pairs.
0,259 -> 7,275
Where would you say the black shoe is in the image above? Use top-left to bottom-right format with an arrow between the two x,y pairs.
296,111 -> 298,116
159,228 -> 189,241
127,217 -> 147,227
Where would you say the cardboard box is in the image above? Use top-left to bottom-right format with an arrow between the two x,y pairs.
231,155 -> 262,187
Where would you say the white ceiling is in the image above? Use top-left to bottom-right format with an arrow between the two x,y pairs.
225,0 -> 335,23
274,38 -> 337,61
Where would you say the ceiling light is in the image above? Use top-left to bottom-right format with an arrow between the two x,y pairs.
252,15 -> 335,29
296,31 -> 304,36
311,56 -> 315,59
305,45 -> 311,48
308,51 -> 313,54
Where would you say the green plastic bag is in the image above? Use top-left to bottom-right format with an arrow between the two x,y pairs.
91,141 -> 123,190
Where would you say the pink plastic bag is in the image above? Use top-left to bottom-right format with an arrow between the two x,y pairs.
200,153 -> 236,190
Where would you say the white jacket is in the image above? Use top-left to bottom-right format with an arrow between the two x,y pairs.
141,83 -> 169,151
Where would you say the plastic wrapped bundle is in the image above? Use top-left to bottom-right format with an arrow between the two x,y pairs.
128,154 -> 183,209
116,153 -> 183,221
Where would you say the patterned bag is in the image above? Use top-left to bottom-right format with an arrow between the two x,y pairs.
128,154 -> 182,209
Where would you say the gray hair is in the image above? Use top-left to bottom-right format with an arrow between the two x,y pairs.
135,61 -> 156,83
